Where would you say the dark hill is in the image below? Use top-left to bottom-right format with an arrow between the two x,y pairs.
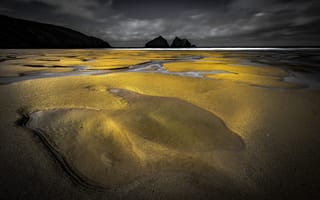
145,36 -> 169,48
0,15 -> 111,48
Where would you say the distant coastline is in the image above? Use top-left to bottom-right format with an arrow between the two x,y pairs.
0,15 -> 111,49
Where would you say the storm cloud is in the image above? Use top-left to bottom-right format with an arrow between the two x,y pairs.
1,0 -> 320,46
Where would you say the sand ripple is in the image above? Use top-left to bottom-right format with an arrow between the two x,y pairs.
22,89 -> 244,190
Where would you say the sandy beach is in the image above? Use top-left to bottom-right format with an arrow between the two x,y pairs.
0,49 -> 320,199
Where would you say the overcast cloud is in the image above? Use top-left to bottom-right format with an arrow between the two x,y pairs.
1,0 -> 320,46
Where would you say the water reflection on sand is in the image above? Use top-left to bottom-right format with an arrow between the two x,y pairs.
1,49 -> 319,89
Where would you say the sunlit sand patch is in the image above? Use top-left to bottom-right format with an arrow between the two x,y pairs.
0,66 -> 107,85
2,49 -> 310,89
0,57 -> 79,78
0,50 -> 150,75
128,61 -> 234,78
163,60 -> 288,76
23,88 -> 244,189
206,73 -> 302,89
108,88 -> 244,151
0,65 -> 73,80
163,59 -> 305,88
0,50 -> 206,83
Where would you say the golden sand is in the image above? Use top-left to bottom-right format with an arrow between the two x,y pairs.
0,49 -> 319,199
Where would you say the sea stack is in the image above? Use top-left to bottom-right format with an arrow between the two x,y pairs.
145,36 -> 170,48
170,37 -> 196,48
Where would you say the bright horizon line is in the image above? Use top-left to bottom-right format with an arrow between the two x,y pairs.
107,47 -> 320,51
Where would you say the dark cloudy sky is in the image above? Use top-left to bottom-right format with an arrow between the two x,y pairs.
1,0 -> 320,47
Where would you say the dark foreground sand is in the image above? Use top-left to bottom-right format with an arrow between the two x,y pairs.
0,49 -> 320,199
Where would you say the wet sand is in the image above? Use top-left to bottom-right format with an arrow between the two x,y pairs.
0,49 -> 320,199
